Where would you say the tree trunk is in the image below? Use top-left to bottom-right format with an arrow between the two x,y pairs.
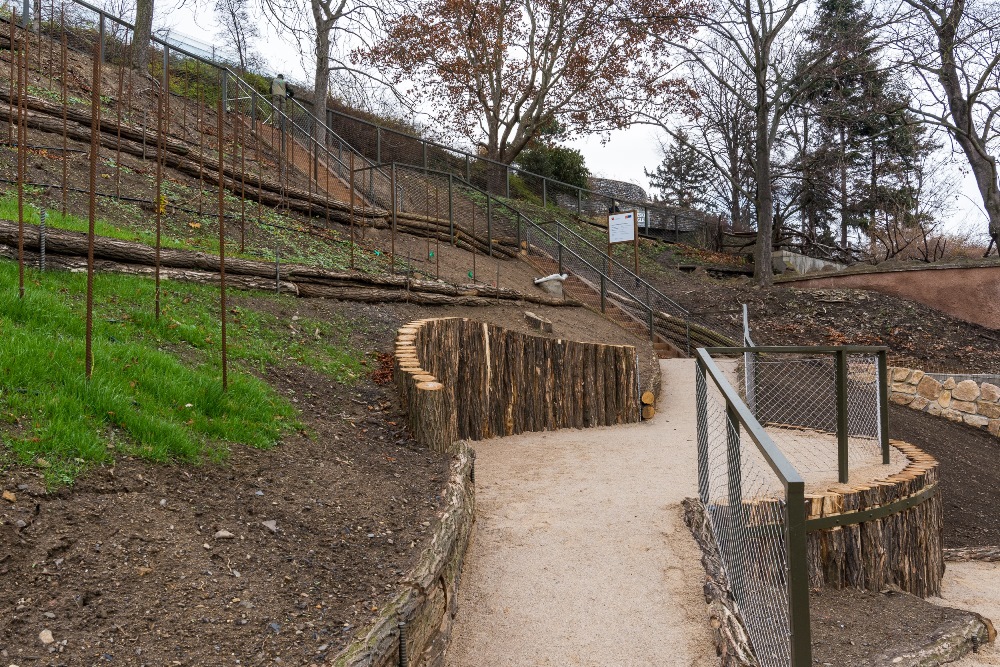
752,66 -> 774,286
311,10 -> 331,149
133,0 -> 154,73
935,0 -> 1000,240
840,124 -> 848,248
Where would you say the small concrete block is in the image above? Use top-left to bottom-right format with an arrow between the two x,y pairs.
524,311 -> 553,334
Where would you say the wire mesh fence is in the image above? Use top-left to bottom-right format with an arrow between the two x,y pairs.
695,351 -> 811,667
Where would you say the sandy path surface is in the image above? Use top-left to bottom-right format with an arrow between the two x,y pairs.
444,358 -> 716,666
935,561 -> 1000,666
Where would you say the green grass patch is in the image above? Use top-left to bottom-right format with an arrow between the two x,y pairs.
0,260 -> 364,485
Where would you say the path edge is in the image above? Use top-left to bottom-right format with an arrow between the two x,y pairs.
332,444 -> 476,667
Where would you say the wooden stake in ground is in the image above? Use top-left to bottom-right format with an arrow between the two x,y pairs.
218,94 -> 228,391
85,19 -> 103,379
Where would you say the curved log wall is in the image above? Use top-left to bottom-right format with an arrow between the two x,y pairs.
394,318 -> 641,453
806,440 -> 944,598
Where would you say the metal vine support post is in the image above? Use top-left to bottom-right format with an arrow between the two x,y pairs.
217,93 -> 228,391
84,14 -> 103,380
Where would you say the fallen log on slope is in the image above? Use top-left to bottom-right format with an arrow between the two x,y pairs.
0,222 -> 576,308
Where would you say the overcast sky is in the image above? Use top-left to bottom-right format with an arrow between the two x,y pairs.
156,0 -> 989,240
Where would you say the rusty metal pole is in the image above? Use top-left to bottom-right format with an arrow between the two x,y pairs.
349,152 -> 355,270
434,187 -> 440,279
85,18 -> 103,379
217,94 -> 228,391
115,33 -> 125,197
197,62 -> 205,215
471,204 -> 477,283
7,9 -> 14,144
60,8 -> 67,216
390,163 -> 396,275
154,45 -> 165,319
238,86 -> 246,254
16,8 -> 25,298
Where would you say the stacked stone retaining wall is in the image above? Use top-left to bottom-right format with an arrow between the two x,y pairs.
890,368 -> 1000,436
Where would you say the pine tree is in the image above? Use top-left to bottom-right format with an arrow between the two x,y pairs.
645,131 -> 713,209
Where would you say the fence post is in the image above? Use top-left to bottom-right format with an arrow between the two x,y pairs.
422,142 -> 428,171
251,92 -> 256,132
376,126 -> 382,164
516,212 -> 522,251
506,167 -> 510,198
486,196 -> 493,257
836,348 -> 849,484
577,187 -> 582,215
647,284 -> 654,342
878,349 -> 890,464
448,174 -> 454,245
221,70 -> 228,113
465,155 -> 471,183
786,479 -> 813,667
391,163 -> 397,275
695,360 -> 710,503
542,178 -> 547,208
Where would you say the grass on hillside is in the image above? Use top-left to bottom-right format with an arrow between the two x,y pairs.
0,184 -> 387,274
0,260 -> 364,486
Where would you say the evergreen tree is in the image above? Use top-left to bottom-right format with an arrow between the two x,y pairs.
645,131 -> 713,208
794,0 -> 923,248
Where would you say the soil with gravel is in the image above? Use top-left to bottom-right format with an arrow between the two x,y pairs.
0,293 -> 654,667
888,404 -> 1000,549
810,587 -> 982,666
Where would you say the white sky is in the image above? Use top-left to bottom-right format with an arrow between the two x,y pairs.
159,0 -> 989,238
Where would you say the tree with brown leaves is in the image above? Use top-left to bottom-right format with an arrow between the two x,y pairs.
362,0 -> 697,177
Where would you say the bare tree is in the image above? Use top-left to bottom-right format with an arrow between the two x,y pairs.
215,0 -> 261,73
361,0 -> 695,175
898,0 -> 1000,245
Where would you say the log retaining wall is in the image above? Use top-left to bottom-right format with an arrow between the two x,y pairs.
394,318 -> 641,453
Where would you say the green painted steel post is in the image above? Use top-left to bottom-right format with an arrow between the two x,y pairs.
376,126 -> 381,164
542,178 -> 547,208
516,212 -> 522,251
836,348 -> 849,484
577,188 -> 582,214
506,167 -> 510,198
786,479 -> 813,667
726,403 -> 742,509
465,155 -> 470,183
647,284 -> 654,342
878,350 -> 890,464
557,225 -> 563,274
600,256 -> 607,313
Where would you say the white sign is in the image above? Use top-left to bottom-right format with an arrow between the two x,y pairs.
608,211 -> 636,244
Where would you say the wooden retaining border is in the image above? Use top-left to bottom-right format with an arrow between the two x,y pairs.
804,439 -> 944,598
394,318 -> 642,453
332,445 -> 475,667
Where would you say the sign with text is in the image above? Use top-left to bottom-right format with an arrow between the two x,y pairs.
608,211 -> 637,244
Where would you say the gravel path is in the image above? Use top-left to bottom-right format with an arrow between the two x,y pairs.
445,358 -> 717,666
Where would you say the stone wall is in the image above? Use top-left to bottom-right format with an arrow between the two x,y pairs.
890,367 -> 1000,436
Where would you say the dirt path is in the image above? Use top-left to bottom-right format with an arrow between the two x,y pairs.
444,358 -> 717,666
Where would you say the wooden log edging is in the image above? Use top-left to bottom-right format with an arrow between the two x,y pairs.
944,546 -> 1000,562
395,318 -> 642,453
804,439 -> 945,598
332,444 -> 475,667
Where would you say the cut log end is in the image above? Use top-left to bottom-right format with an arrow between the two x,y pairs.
641,391 -> 656,406
641,405 -> 656,420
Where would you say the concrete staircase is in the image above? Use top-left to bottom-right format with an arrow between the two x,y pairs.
525,256 -> 682,359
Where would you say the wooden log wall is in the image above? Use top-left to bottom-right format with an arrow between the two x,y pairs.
804,440 -> 944,598
394,318 -> 641,453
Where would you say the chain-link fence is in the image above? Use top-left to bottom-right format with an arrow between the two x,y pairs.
695,350 -> 811,667
738,347 -> 890,483
696,344 -> 893,667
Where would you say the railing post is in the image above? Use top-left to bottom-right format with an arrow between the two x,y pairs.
787,479 -> 813,667
422,142 -> 428,171
506,167 -> 510,198
878,350 -> 890,464
447,174 -> 454,245
694,360 -> 710,503
646,284 -> 654,341
577,187 -> 582,215
542,178 -> 547,208
516,212 -> 522,251
557,224 -> 563,274
390,163 -> 397,275
486,196 -> 493,257
251,92 -> 257,132
836,348 -> 849,484
465,155 -> 471,183
600,256 -> 607,313
376,126 -> 382,164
